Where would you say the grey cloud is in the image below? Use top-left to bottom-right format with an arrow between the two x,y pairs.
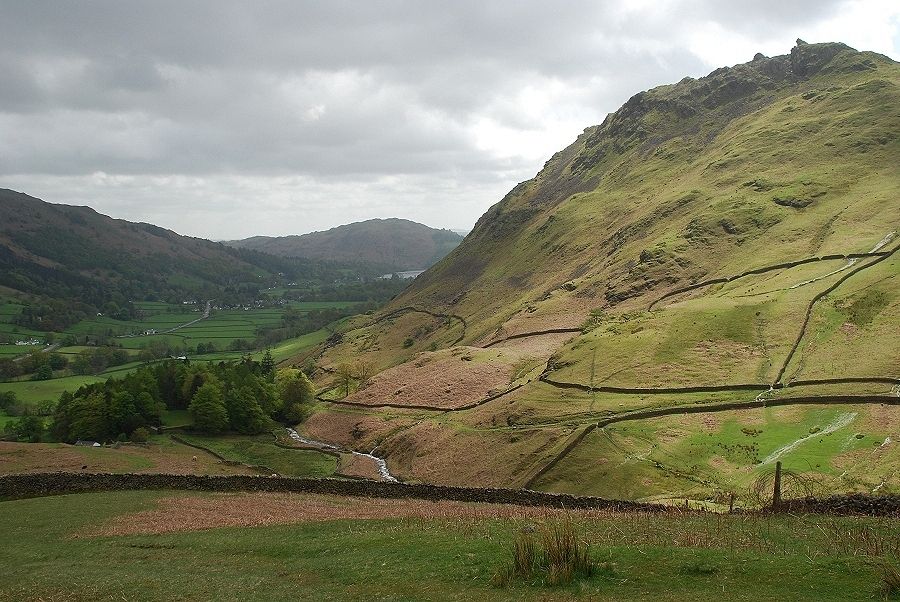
0,0 -> 894,237
687,0 -> 848,34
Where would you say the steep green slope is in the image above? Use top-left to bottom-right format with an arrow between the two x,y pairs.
226,218 -> 463,272
306,42 -> 899,502
398,41 -> 898,343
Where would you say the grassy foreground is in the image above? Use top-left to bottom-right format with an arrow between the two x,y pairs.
0,490 -> 898,601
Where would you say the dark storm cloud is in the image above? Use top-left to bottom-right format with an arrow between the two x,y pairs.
0,0 -> 895,237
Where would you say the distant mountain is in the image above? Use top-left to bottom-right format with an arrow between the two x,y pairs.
0,189 -> 352,329
226,218 -> 463,272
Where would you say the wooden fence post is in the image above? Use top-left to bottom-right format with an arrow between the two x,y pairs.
772,461 -> 782,512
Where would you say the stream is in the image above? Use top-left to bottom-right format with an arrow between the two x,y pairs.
285,427 -> 397,482
761,411 -> 857,464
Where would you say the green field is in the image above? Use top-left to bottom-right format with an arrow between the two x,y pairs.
0,298 -> 361,350
106,308 -> 325,352
0,300 -> 22,319
288,301 -> 366,311
0,322 -> 46,340
260,327 -> 331,362
0,375 -> 105,404
0,490 -> 897,600
0,344 -> 40,357
176,433 -> 337,477
533,402 -> 900,504
0,297 -> 353,372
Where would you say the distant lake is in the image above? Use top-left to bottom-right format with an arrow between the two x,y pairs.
379,270 -> 425,280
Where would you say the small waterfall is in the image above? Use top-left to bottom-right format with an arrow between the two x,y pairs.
285,428 -> 397,482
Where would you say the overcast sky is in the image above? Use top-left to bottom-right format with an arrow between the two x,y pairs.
1,1 -> 898,239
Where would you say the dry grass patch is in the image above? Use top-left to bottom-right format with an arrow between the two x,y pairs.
860,404 -> 900,432
344,348 -> 516,409
336,452 -> 384,480
0,441 -> 253,476
381,421 -> 573,487
303,408 -> 419,450
486,293 -> 595,344
81,491 -> 582,537
487,331 -> 578,356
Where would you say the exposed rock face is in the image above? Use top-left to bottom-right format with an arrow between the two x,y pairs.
790,41 -> 852,76
610,42 -> 852,130
773,196 -> 815,209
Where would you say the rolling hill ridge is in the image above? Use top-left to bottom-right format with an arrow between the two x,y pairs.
226,218 -> 463,272
0,189 -> 358,328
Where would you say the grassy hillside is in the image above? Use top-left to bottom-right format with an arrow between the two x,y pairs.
307,41 -> 900,501
396,41 -> 898,342
227,218 -> 463,272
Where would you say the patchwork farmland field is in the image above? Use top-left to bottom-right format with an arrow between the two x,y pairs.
63,301 -> 363,352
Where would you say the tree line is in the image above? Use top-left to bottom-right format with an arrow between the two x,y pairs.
2,357 -> 316,444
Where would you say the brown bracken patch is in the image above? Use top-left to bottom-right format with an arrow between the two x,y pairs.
336,453 -> 384,480
0,441 -> 254,476
344,348 -> 515,409
487,331 -> 578,357
81,491 -> 585,537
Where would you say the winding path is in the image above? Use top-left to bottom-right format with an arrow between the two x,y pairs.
370,306 -> 468,346
481,328 -> 583,348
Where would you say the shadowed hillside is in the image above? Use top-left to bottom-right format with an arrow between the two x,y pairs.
0,189 -> 357,328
